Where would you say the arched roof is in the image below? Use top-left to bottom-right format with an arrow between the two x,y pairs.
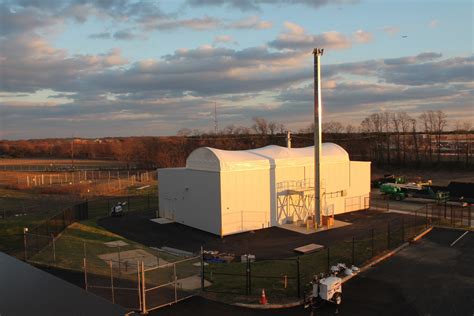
186,143 -> 349,172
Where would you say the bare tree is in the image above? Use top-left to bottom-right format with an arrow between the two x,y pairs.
433,110 -> 448,163
360,113 -> 384,163
459,121 -> 472,166
410,118 -> 420,165
390,112 -> 402,164
322,121 -> 344,133
299,123 -> 315,134
382,112 -> 392,164
177,128 -> 192,137
268,121 -> 277,135
278,123 -> 286,134
234,126 -> 250,135
398,112 -> 413,165
419,111 -> 433,163
252,117 -> 269,135
345,124 -> 356,133
223,124 -> 236,135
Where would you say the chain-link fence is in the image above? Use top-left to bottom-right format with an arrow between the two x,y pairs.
142,256 -> 202,313
85,257 -> 142,310
427,203 -> 472,228
369,192 -> 473,229
203,213 -> 431,300
87,194 -> 158,219
23,230 -> 200,313
369,192 -> 390,211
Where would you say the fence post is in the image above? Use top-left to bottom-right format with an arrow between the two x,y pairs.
351,236 -> 355,266
245,255 -> 249,296
118,246 -> 122,276
401,218 -> 404,242
141,261 -> 147,314
83,258 -> 88,291
387,223 -> 390,249
248,258 -> 252,296
137,261 -> 142,312
200,246 -> 205,291
23,227 -> 28,261
127,196 -> 130,212
371,228 -> 374,258
467,206 -> 471,227
327,247 -> 330,273
451,206 -> 454,227
109,260 -> 115,304
174,263 -> 177,303
52,234 -> 56,264
297,256 -> 301,298
425,205 -> 428,228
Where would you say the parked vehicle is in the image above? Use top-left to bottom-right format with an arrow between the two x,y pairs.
110,202 -> 126,217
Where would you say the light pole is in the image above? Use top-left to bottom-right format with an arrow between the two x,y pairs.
313,48 -> 324,228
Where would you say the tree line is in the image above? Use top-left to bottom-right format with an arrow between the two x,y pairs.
0,111 -> 472,169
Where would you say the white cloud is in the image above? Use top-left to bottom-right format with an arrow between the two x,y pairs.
226,16 -> 272,29
268,22 -> 353,51
383,26 -> 400,36
214,35 -> 237,44
353,30 -> 373,43
428,19 -> 440,28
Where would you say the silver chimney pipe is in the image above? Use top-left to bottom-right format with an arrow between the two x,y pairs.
286,131 -> 292,149
313,48 -> 324,228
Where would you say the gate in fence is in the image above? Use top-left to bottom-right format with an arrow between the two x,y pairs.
141,256 -> 202,313
83,255 -> 202,313
85,258 -> 142,310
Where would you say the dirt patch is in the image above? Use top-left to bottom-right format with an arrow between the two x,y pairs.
98,249 -> 166,273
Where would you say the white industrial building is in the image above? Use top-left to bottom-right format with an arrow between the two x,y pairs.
158,143 -> 371,236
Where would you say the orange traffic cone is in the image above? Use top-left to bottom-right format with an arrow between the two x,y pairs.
260,289 -> 268,305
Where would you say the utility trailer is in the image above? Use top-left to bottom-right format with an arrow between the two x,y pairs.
381,182 -> 449,203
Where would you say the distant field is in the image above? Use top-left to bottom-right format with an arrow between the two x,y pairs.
0,158 -> 125,167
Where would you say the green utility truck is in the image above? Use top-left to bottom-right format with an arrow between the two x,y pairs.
380,183 -> 406,200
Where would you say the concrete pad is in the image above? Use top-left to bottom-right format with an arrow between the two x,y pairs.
279,219 -> 352,235
104,240 -> 129,247
98,249 -> 167,274
177,275 -> 211,290
294,243 -> 324,254
150,218 -> 173,224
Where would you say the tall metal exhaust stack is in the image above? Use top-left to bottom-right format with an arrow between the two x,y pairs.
313,48 -> 324,228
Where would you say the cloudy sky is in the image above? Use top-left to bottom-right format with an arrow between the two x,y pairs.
0,0 -> 472,139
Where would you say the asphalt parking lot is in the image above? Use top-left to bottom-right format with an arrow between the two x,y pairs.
99,209 -> 417,259
151,227 -> 473,316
